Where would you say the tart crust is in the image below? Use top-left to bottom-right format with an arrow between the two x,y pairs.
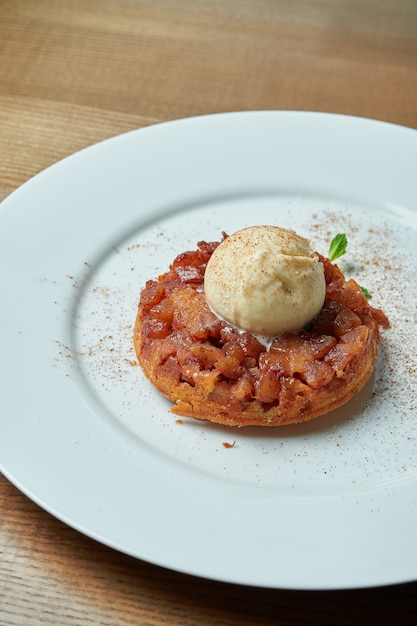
134,237 -> 389,427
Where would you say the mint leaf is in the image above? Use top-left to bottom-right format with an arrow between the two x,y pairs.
360,286 -> 372,300
328,234 -> 348,262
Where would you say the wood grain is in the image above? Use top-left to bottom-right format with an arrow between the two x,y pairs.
1,1 -> 417,624
1,0 -> 417,199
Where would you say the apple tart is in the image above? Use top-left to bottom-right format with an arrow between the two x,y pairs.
133,233 -> 389,427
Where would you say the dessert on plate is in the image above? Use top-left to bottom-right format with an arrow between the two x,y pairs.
134,226 -> 389,427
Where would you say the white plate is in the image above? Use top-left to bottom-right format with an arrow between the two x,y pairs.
1,111 -> 417,590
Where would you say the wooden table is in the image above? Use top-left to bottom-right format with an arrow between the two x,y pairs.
1,1 -> 417,623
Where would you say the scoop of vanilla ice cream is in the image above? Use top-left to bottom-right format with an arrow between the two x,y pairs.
204,226 -> 326,336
